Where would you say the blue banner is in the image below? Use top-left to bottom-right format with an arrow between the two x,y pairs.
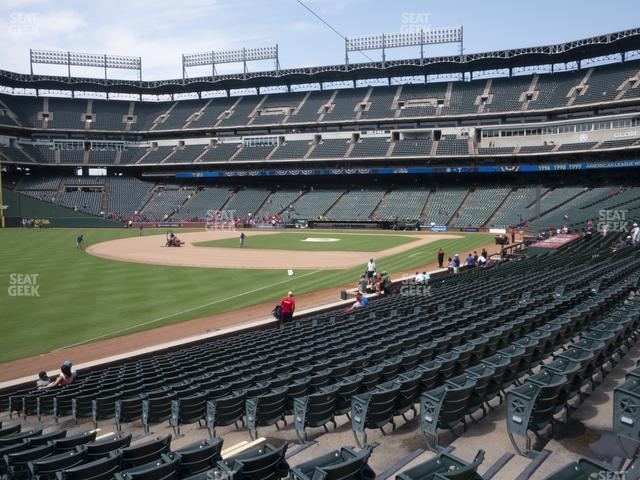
175,159 -> 640,179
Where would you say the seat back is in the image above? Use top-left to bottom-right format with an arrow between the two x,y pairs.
174,438 -> 223,476
220,443 -> 289,480
114,456 -> 179,480
29,448 -> 87,478
121,435 -> 172,469
85,433 -> 132,460
54,430 -> 97,453
313,447 -> 375,480
59,451 -> 122,480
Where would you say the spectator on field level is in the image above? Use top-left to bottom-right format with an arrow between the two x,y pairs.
466,253 -> 475,267
36,371 -> 50,388
279,291 -> 296,326
447,257 -> 454,274
481,248 -> 488,260
437,248 -> 445,268
473,251 -> 478,264
367,258 -> 376,281
422,271 -> 430,284
453,254 -> 461,274
414,271 -> 424,284
584,225 -> 593,241
478,253 -> 487,267
358,273 -> 368,294
350,292 -> 369,311
614,236 -> 633,251
379,271 -> 392,295
39,361 -> 75,389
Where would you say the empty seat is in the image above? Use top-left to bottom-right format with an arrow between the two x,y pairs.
85,433 -> 132,461
54,430 -> 97,453
0,429 -> 42,447
28,448 -> 87,479
614,376 -> 640,454
56,451 -> 122,480
27,428 -> 67,447
114,455 -> 180,480
507,372 -> 568,456
173,438 -> 223,477
541,456 -> 617,480
170,392 -> 207,436
420,374 -> 477,451
120,435 -> 172,469
396,450 -> 485,480
206,391 -> 246,438
3,443 -> 55,478
0,424 -> 21,438
246,388 -> 288,440
91,393 -> 121,428
142,393 -> 177,434
217,443 -> 289,480
333,375 -> 363,418
294,386 -> 339,443
351,381 -> 401,448
290,445 -> 375,480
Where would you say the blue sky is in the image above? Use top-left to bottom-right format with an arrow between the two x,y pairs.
0,0 -> 637,80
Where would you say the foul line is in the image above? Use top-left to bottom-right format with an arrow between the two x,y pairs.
52,269 -> 322,351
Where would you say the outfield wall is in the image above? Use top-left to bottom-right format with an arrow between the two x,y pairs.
2,189 -> 120,228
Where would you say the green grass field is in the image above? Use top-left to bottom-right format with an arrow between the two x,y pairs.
0,228 -> 494,363
194,232 -> 419,251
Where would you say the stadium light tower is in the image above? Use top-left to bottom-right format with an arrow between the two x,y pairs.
345,27 -> 463,67
29,49 -> 142,82
182,45 -> 279,82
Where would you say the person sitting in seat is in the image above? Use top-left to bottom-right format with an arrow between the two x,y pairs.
39,361 -> 75,389
347,292 -> 369,312
36,371 -> 49,388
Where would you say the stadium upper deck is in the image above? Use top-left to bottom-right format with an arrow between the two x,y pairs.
1,29 -> 640,168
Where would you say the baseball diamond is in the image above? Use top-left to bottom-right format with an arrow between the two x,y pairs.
1,5 -> 640,480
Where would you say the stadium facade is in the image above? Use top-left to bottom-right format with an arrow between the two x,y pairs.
2,28 -> 640,229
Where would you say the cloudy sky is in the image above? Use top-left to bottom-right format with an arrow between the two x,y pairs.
0,0 -> 637,80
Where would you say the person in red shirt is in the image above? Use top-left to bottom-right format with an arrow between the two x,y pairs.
280,291 -> 296,326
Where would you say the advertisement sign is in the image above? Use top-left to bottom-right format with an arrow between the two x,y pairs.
155,223 -> 182,228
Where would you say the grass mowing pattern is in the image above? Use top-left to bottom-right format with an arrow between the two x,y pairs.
0,228 -> 493,362
194,232 -> 419,252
